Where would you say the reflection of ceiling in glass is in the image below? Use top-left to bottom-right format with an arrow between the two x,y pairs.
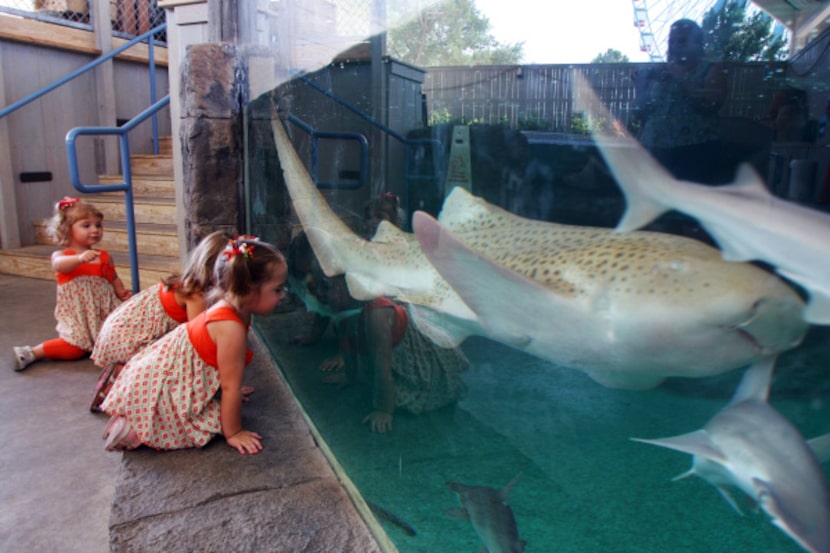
752,0 -> 830,50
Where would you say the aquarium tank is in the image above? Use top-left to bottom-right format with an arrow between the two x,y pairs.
238,0 -> 830,551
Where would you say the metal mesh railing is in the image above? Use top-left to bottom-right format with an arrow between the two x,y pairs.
0,0 -> 165,41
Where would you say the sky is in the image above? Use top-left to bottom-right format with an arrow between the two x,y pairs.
474,0 -> 664,64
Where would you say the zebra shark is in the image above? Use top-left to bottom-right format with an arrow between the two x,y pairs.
632,357 -> 830,553
571,72 -> 830,325
272,114 -> 807,389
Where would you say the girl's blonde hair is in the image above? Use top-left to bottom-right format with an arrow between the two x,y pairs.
208,235 -> 285,308
45,196 -> 103,247
163,230 -> 229,296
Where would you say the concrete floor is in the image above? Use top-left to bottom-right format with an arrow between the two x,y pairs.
0,274 -> 387,553
0,274 -> 119,553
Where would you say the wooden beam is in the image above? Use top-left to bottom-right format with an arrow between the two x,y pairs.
0,14 -> 167,66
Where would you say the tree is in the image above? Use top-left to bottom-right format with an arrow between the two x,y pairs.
386,0 -> 523,67
701,0 -> 787,62
591,48 -> 630,63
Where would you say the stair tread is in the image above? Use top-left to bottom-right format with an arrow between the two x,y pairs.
98,174 -> 174,181
3,245 -> 179,270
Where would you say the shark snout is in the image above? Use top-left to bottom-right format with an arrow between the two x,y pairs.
732,296 -> 808,355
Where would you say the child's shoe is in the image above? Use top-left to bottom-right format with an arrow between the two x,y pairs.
13,346 -> 35,371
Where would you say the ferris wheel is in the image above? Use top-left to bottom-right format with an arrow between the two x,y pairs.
632,0 -> 722,62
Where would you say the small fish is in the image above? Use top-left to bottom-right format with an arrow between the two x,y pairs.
571,71 -> 830,325
446,473 -> 526,553
632,357 -> 830,553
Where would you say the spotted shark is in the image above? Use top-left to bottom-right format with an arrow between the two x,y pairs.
446,473 -> 526,553
632,357 -> 830,553
571,72 -> 830,325
272,113 -> 808,390
412,198 -> 807,389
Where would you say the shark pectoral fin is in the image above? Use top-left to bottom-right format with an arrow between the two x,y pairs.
500,472 -> 522,501
714,485 -> 746,516
776,269 -> 830,324
702,225 -> 758,262
807,432 -> 830,464
413,211 -> 557,347
631,430 -> 726,463
728,356 -> 775,407
445,507 -> 469,520
584,369 -> 665,390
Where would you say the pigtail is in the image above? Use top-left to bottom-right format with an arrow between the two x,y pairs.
210,235 -> 285,308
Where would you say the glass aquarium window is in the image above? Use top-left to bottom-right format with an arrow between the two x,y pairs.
244,1 -> 830,551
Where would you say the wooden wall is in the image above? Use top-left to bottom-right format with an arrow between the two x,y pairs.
0,14 -> 169,247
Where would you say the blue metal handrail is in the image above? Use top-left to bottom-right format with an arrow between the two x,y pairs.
0,22 -> 168,292
286,114 -> 369,189
1,23 -> 167,152
297,75 -> 445,212
65,95 -> 170,293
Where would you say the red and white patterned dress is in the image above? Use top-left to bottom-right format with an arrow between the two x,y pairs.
101,305 -> 251,450
368,297 -> 469,414
92,282 -> 189,367
54,248 -> 121,351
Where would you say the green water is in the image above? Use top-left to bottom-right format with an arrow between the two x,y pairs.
257,309 -> 829,553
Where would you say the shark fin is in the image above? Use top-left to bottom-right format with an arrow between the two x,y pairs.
407,304 -> 474,348
500,472 -> 522,502
372,220 -> 411,244
726,163 -> 772,196
807,433 -> 830,464
444,507 -> 469,521
413,211 -> 555,348
570,72 -> 674,233
616,193 -> 671,234
631,430 -> 727,464
714,485 -> 746,516
776,269 -> 830,324
584,369 -> 665,390
728,356 -> 775,407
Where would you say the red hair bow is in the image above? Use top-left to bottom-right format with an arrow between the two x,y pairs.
59,196 -> 79,210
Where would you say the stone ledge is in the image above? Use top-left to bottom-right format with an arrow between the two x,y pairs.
108,332 -> 384,553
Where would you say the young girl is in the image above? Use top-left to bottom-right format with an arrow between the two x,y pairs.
100,236 -> 287,454
306,257 -> 469,434
13,196 -> 131,371
88,230 -> 229,412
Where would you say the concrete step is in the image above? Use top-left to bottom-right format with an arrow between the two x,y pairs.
97,174 -> 174,196
34,221 -> 179,257
0,245 -> 179,291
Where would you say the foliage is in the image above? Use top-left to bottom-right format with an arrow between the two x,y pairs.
427,107 -> 483,126
591,48 -> 630,64
387,0 -> 524,67
701,0 -> 787,62
518,116 -> 549,131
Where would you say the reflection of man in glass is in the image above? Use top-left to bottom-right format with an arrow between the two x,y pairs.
633,19 -> 728,185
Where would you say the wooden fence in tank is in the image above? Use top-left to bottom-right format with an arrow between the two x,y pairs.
422,62 -> 789,131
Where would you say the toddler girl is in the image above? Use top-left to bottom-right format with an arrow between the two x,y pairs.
88,230 -> 229,412
13,196 -> 131,371
101,236 -> 287,454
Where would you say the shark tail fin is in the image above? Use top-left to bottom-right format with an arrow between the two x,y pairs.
729,356 -> 776,407
616,191 -> 670,234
